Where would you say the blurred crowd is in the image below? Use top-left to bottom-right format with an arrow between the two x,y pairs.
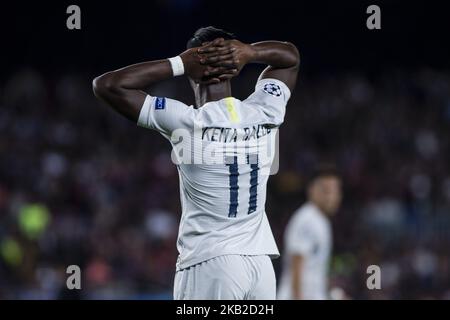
1,67 -> 450,299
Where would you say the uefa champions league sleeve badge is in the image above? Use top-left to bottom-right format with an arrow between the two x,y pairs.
263,83 -> 282,97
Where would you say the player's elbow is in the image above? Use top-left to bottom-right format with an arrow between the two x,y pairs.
92,72 -> 118,99
284,42 -> 300,68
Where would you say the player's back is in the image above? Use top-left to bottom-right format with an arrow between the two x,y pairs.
137,78 -> 291,270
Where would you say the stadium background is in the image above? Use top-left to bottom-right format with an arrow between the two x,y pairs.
1,0 -> 450,299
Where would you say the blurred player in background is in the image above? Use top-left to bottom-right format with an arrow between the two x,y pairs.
92,27 -> 299,299
277,165 -> 342,300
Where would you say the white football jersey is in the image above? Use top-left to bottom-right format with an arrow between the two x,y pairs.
277,202 -> 332,300
137,78 -> 291,270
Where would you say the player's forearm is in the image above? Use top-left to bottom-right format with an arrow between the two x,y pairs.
292,271 -> 302,300
291,255 -> 303,300
92,59 -> 174,122
250,41 -> 300,69
93,60 -> 172,94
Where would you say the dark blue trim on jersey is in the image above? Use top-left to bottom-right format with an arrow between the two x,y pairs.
227,156 -> 239,218
248,162 -> 259,214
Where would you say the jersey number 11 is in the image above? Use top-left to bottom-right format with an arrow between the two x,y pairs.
226,154 -> 259,218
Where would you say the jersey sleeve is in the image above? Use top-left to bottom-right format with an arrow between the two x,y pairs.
285,216 -> 316,256
243,78 -> 291,126
137,95 -> 194,135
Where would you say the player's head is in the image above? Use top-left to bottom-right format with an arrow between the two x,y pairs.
187,27 -> 236,105
306,164 -> 342,216
187,26 -> 235,49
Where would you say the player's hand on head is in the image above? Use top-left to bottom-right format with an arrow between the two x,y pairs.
198,39 -> 255,76
179,39 -> 238,84
199,38 -> 240,83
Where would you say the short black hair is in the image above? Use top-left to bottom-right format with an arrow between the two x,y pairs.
187,26 -> 235,49
306,163 -> 340,187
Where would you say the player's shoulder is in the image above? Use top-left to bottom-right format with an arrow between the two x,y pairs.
243,78 -> 291,105
241,78 -> 291,127
142,95 -> 196,118
145,94 -> 191,107
304,203 -> 331,232
295,202 -> 317,217
292,203 -> 323,227
138,95 -> 197,134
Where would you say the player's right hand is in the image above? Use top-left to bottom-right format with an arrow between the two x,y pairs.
179,38 -> 239,84
197,39 -> 255,79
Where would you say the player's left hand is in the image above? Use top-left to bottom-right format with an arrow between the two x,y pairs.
180,38 -> 238,85
197,39 -> 255,79
197,38 -> 240,84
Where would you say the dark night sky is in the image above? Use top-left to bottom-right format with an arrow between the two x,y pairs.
1,0 -> 450,78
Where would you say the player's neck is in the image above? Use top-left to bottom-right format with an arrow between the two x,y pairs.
309,201 -> 329,218
196,81 -> 232,107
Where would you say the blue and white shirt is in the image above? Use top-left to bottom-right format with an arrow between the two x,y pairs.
137,78 -> 291,271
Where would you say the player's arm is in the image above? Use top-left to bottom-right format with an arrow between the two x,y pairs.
198,40 -> 300,91
250,41 -> 300,91
291,254 -> 304,300
92,39 -> 237,122
285,217 -> 313,300
93,60 -> 170,122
